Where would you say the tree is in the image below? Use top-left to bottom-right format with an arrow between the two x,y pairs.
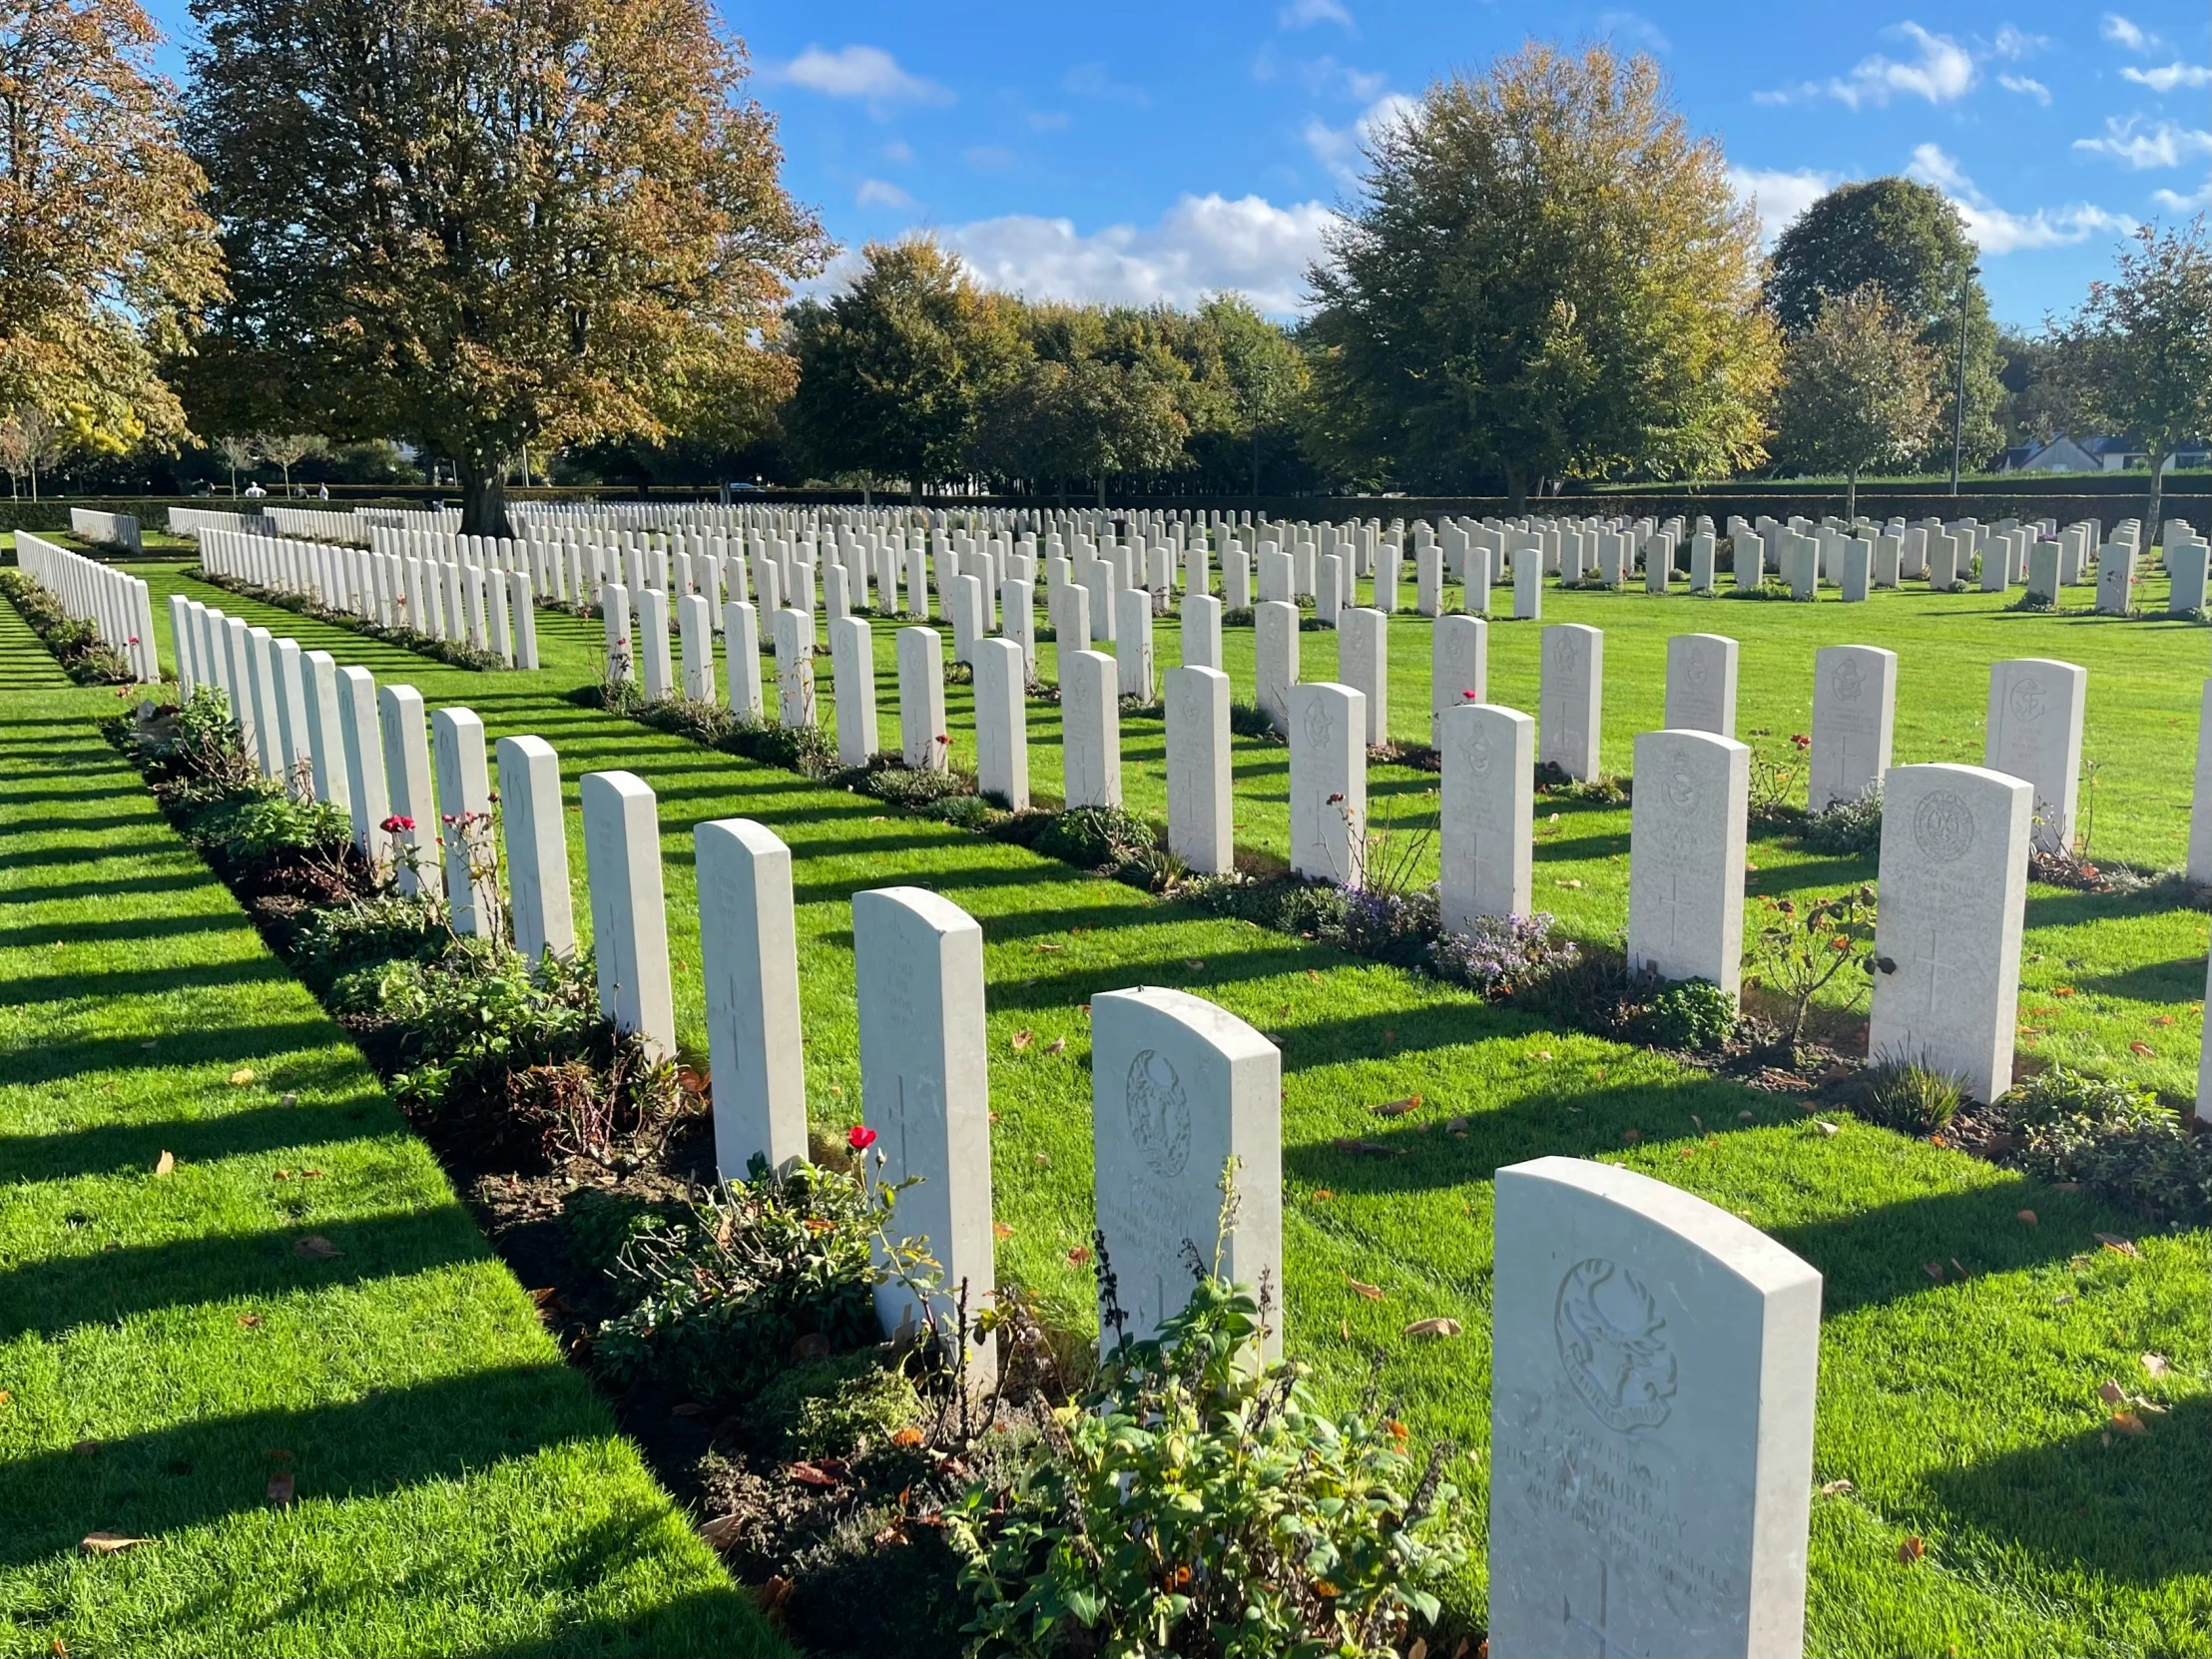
1193,294 -> 1308,497
1776,286 -> 1942,522
1767,178 -> 2005,470
0,0 -> 224,458
215,432 -> 255,495
255,431 -> 324,491
1304,42 -> 1777,508
187,0 -> 827,535
0,404 -> 67,498
785,239 -> 1027,498
2049,217 -> 2212,541
1995,329 -> 2075,449
973,355 -> 1188,504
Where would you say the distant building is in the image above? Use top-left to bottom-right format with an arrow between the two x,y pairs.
2001,433 -> 2211,473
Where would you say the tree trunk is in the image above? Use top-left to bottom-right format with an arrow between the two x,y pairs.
457,455 -> 510,538
2147,445 -> 2168,556
1249,424 -> 1260,501
1503,461 -> 1527,515
909,475 -> 922,505
1096,474 -> 1107,509
1846,465 -> 1858,527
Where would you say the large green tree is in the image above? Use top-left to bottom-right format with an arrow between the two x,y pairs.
1776,285 -> 1942,521
1190,293 -> 1308,498
186,0 -> 826,533
1766,177 -> 2005,471
973,354 -> 1188,505
2049,217 -> 2212,541
1303,42 -> 1778,507
785,238 -> 1025,498
0,0 -> 223,459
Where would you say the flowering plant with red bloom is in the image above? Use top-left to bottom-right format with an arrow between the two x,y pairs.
846,1124 -> 878,1152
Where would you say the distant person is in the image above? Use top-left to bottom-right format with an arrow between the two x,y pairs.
244,481 -> 266,497
317,483 -> 329,500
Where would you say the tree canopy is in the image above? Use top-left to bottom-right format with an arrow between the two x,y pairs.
1776,284 -> 1942,521
185,0 -> 828,532
1302,41 -> 1778,507
0,0 -> 223,457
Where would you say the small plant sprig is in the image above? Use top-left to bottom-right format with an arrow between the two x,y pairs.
1746,884 -> 1877,1052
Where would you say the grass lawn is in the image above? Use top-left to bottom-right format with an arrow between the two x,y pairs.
0,615 -> 784,1655
103,561 -> 2212,1655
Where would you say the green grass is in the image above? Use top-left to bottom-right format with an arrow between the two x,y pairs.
98,560 -> 2212,1654
0,632 -> 784,1654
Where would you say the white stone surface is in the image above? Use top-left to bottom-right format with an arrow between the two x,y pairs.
1439,703 -> 1535,929
853,885 -> 995,1380
301,650 -> 348,814
1432,614 -> 1488,744
2190,680 -> 2212,885
1663,632 -> 1738,738
1539,623 -> 1603,783
602,581 -> 635,682
335,666 -> 389,864
1115,588 -> 1155,700
637,587 -> 674,700
1984,657 -> 2086,853
1487,1156 -> 1822,1659
377,684 -> 442,897
431,706 -> 495,934
1254,599 -> 1300,734
496,735 -> 575,965
1338,607 -> 1388,746
697,818 -> 810,1178
973,637 -> 1029,809
1868,763 -> 2032,1103
1089,986 -> 1282,1358
830,615 -> 878,767
679,594 -> 716,703
580,770 -> 677,1061
899,626 -> 948,771
1809,646 -> 1898,814
1513,545 -> 1542,620
1061,650 -> 1121,809
1288,682 -> 1366,885
773,607 -> 817,728
1165,665 -> 1233,874
1628,730 -> 1750,996
724,600 -> 764,718
1181,592 -> 1222,671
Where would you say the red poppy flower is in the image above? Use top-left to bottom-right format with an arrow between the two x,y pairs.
846,1124 -> 878,1152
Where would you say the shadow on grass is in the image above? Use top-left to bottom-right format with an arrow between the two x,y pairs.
1924,1392 -> 2211,1587
0,909 -> 246,952
2075,955 -> 2208,1004
0,1088 -> 394,1183
0,1204 -> 487,1343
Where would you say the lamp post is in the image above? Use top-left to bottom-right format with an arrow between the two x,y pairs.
1948,261 -> 1979,496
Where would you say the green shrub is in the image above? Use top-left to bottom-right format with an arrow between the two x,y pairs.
1856,1057 -> 1964,1132
289,893 -> 447,989
755,1356 -> 924,1459
2004,1064 -> 2167,1133
1028,806 -> 1155,869
1638,978 -> 1737,1051
1227,700 -> 1281,740
852,760 -> 973,811
1801,785 -> 1884,857
188,792 -> 352,862
593,1161 -> 884,1401
563,1187 -> 686,1276
948,1274 -> 1468,1659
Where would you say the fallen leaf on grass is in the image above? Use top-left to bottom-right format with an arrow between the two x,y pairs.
153,1151 -> 175,1178
1923,1262 -> 1945,1282
1010,1029 -> 1033,1051
1310,1189 -> 1334,1202
1813,1121 -> 1840,1138
2094,1232 -> 2138,1258
1620,1128 -> 1642,1144
237,1314 -> 263,1329
1555,878 -> 1584,889
1897,1536 -> 1925,1563
2016,1210 -> 2038,1226
1534,1050 -> 1553,1062
670,1401 -> 704,1418
73,1439 -> 100,1455
267,1471 -> 295,1509
1067,1246 -> 1092,1265
1372,1094 -> 1421,1118
291,1235 -> 339,1260
2127,1041 -> 2155,1057
1819,1479 -> 1855,1497
1402,1318 -> 1461,1339
1044,1037 -> 1066,1055
1445,1116 -> 1467,1135
2143,1353 -> 2171,1378
2098,1380 -> 2128,1405
80,1533 -> 154,1554
1184,958 -> 1206,969
1332,1138 -> 1399,1157
2110,1410 -> 2148,1436
786,1461 -> 842,1488
1033,941 -> 1064,953
1345,1275 -> 1385,1302
2052,986 -> 2075,997
2151,1014 -> 2176,1027
991,1221 -> 1014,1239
754,1574 -> 795,1614
891,1426 -> 925,1448
228,1068 -> 256,1086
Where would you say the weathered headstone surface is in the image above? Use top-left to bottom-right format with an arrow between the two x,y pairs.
377,684 -> 443,897
1663,632 -> 1739,738
1432,613 -> 1488,744
697,818 -> 810,1178
973,637 -> 1029,809
678,594 -> 717,703
1539,623 -> 1603,783
1089,986 -> 1282,1358
431,706 -> 495,934
1255,599 -> 1300,734
1839,538 -> 1872,602
496,734 -> 575,965
580,770 -> 677,1061
1487,1156 -> 1823,1659
853,885 -> 995,1380
1181,592 -> 1222,671
301,650 -> 348,814
898,626 -> 948,771
773,607 -> 817,728
2190,679 -> 2212,885
1868,763 -> 2032,1102
1439,703 -> 1534,930
949,571 -> 984,665
1165,665 -> 1233,875
1513,545 -> 1543,620
723,599 -> 764,718
1628,730 -> 1750,996
1115,588 -> 1155,700
1002,577 -> 1036,675
1338,607 -> 1388,745
1984,657 -> 2086,852
336,666 -> 390,865
830,615 -> 878,768
2096,543 -> 2134,614
636,587 -> 675,701
1809,645 -> 1897,813
1061,650 -> 1121,809
602,581 -> 635,683
1288,682 -> 1366,885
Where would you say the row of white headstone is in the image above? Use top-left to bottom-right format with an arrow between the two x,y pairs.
195,526 -> 540,668
67,507 -> 142,553
15,532 -> 159,682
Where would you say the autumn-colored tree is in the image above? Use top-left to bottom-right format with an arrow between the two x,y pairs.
187,0 -> 828,534
0,0 -> 224,460
2049,218 -> 2212,542
785,239 -> 1027,498
1777,285 -> 1942,522
254,431 -> 325,492
214,432 -> 256,496
0,404 -> 67,497
1305,42 -> 1778,507
1192,293 -> 1308,498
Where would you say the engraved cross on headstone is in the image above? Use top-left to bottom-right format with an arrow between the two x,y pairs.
1915,930 -> 1951,1016
1655,871 -> 1685,947
1562,1560 -> 1640,1658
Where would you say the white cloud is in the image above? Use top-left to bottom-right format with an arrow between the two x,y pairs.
941,193 -> 1340,316
963,145 -> 1017,173
2122,61 -> 2212,93
2153,183 -> 2212,212
1598,11 -> 1672,53
1992,24 -> 2049,59
1907,143 -> 2134,253
2072,116 -> 2212,169
1997,74 -> 2050,104
1290,55 -> 1389,101
1306,91 -> 1418,182
1280,0 -> 1353,29
882,139 -> 914,165
1026,109 -> 1071,131
1760,22 -> 1978,109
2099,13 -> 2155,52
855,179 -> 914,210
775,45 -> 952,114
1062,62 -> 1150,106
1726,165 -> 1843,246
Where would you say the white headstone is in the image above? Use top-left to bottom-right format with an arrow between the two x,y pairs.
1254,599 -> 1299,734
1628,730 -> 1750,996
2096,543 -> 2134,614
602,581 -> 635,683
2189,679 -> 2212,885
1487,1156 -> 1822,1659
579,770 -> 677,1061
335,667 -> 389,865
637,587 -> 675,700
1181,591 -> 1222,671
1115,588 -> 1155,700
1984,657 -> 2086,853
853,885 -> 995,1381
973,636 -> 1029,809
1061,650 -> 1121,809
1539,623 -> 1603,782
1439,703 -> 1535,929
773,607 -> 817,728
431,706 -> 495,934
723,599 -> 764,718
377,684 -> 442,897
1432,614 -> 1488,745
830,615 -> 878,768
1513,544 -> 1543,620
1288,682 -> 1366,885
1809,646 -> 1897,814
1663,633 -> 1739,738
1089,986 -> 1282,1358
1338,607 -> 1388,747
698,818 -> 809,1177
300,649 -> 348,814
898,626 -> 948,771
496,735 -> 574,965
678,593 -> 716,703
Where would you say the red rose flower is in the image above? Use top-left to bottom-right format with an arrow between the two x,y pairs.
846,1124 -> 878,1152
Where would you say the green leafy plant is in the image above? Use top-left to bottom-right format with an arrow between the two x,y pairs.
1801,783 -> 1884,857
1745,731 -> 1811,824
1746,885 -> 1876,1049
947,1260 -> 1467,1659
1639,978 -> 1737,1051
1856,1055 -> 1964,1133
1999,1065 -> 2211,1222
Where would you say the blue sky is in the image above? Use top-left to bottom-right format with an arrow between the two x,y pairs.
144,0 -> 2210,328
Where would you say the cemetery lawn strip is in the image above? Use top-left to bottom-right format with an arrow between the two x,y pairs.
0,686 -> 787,1655
136,563 -> 2212,1652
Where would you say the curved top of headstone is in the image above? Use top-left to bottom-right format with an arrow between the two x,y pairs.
579,768 -> 653,807
852,883 -> 981,943
1497,1156 -> 1820,1298
697,816 -> 788,860
1093,985 -> 1277,1067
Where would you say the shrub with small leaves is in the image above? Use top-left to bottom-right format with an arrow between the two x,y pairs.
1801,783 -> 1884,856
1029,806 -> 1156,870
1747,885 -> 1876,1048
1999,1066 -> 2211,1222
1428,910 -> 1575,995
1637,978 -> 1737,1051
